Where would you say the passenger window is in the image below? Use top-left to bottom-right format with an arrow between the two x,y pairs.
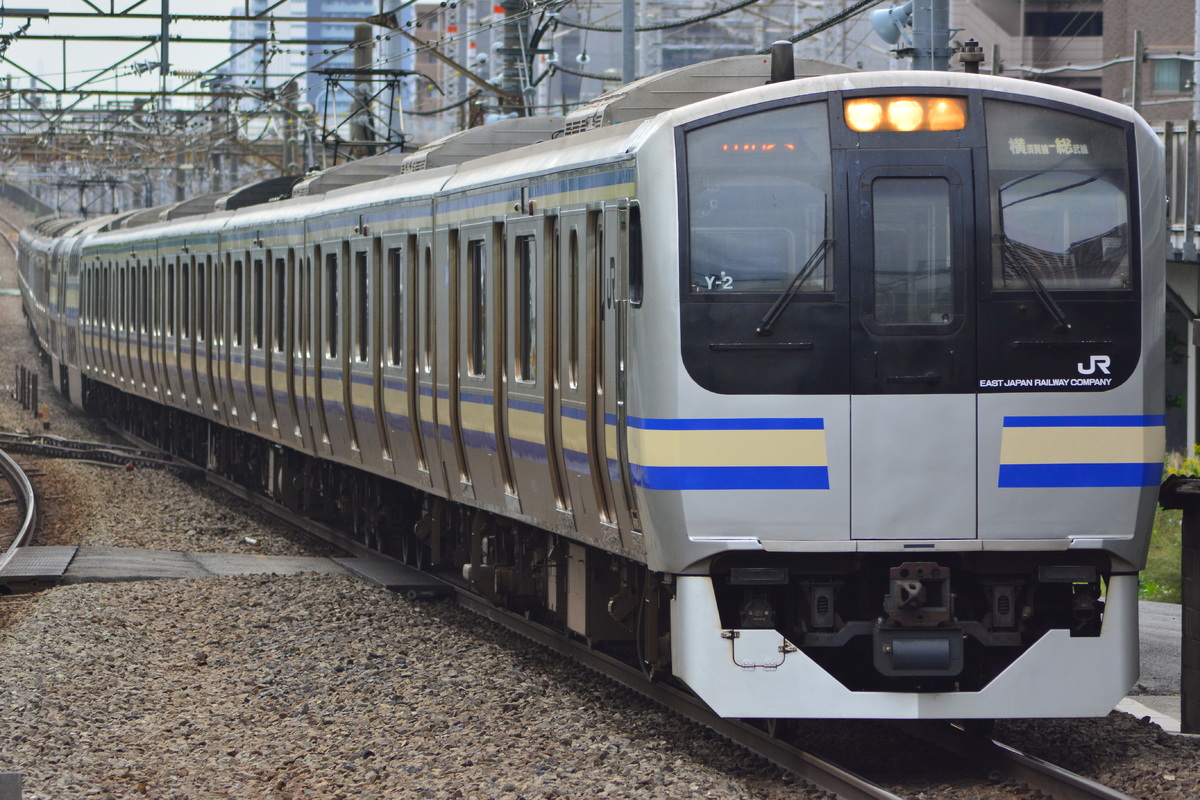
986,100 -> 1132,291
355,251 -> 368,362
388,247 -> 403,367
568,229 -> 579,389
516,235 -> 536,382
197,259 -> 208,343
326,252 -> 339,359
422,247 -> 432,374
166,262 -> 176,337
467,239 -> 487,377
684,102 -> 832,296
273,257 -> 286,353
141,264 -> 149,334
872,178 -> 953,326
233,259 -> 244,347
182,260 -> 191,339
253,258 -> 264,349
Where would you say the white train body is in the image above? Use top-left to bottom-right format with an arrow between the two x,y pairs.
20,62 -> 1165,720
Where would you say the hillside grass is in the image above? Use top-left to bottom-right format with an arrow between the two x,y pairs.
1140,506 -> 1182,603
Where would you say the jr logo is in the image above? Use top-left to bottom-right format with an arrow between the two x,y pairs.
1077,355 -> 1112,375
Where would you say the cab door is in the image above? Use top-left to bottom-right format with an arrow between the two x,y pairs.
846,150 -> 977,540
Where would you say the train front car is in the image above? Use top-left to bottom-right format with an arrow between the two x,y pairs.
631,72 -> 1164,719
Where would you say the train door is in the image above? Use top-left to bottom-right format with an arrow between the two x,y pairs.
456,221 -> 502,504
553,214 -> 586,524
599,203 -> 641,539
398,233 -> 432,488
379,235 -> 413,480
313,243 -> 338,455
366,236 -> 394,474
177,256 -> 192,407
216,252 -> 235,423
199,255 -> 219,417
414,229 -> 447,494
543,215 -> 572,520
150,258 -> 165,402
247,248 -> 268,431
132,259 -> 145,392
266,250 -> 287,438
121,260 -> 133,387
292,245 -> 318,452
140,260 -> 153,396
104,260 -> 115,381
845,149 -> 978,540
504,219 -> 545,512
165,256 -> 181,403
348,233 -> 376,465
281,247 -> 308,449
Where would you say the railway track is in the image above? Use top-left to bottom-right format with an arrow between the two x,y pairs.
0,445 -> 37,576
0,407 -> 1155,792
228,475 -> 1146,799
23,426 -> 1141,800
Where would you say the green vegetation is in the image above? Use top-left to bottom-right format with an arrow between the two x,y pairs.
1140,506 -> 1182,603
1141,449 -> 1200,603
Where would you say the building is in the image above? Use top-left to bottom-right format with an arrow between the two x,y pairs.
952,0 -> 1198,124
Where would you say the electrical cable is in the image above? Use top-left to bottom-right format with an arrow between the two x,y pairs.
557,0 -> 764,33
760,0 -> 888,51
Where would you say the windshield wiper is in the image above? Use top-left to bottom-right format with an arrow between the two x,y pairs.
756,238 -> 833,337
1001,238 -> 1072,332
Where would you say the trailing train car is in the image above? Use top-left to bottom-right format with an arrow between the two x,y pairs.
19,53 -> 1165,720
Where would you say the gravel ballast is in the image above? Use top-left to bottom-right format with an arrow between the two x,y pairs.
2,202 -> 1200,799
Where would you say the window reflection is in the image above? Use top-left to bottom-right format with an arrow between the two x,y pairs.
686,103 -> 832,296
987,101 -> 1131,291
873,178 -> 953,325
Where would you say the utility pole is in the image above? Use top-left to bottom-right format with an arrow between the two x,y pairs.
283,80 -> 300,174
350,23 -> 376,157
160,0 -> 170,77
910,0 -> 951,71
499,0 -> 527,117
174,111 -> 186,203
622,0 -> 635,83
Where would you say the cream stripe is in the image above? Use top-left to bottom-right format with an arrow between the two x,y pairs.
508,408 -> 545,446
630,428 -> 828,468
1000,426 -> 1165,464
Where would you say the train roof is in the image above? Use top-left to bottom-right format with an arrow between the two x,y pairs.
562,53 -> 854,135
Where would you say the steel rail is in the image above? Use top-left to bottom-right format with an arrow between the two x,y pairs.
0,447 -> 37,575
108,427 -> 903,799
900,721 -> 1139,800
108,424 -> 1136,800
456,591 -> 906,800
0,432 -> 188,471
0,212 -> 34,571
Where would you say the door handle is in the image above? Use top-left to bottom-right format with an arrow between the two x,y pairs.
886,373 -> 941,385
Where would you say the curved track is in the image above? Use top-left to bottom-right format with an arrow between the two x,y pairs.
0,445 -> 38,574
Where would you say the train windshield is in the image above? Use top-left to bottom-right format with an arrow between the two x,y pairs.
685,102 -> 832,295
986,101 -> 1132,291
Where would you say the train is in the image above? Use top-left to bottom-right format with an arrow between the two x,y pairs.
18,51 -> 1165,720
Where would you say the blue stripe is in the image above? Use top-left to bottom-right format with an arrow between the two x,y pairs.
511,437 -> 549,464
628,419 -> 825,431
628,416 -> 825,431
1003,415 -> 1165,428
563,447 -> 590,474
508,397 -> 545,414
460,390 -> 495,406
462,428 -> 499,451
998,463 -> 1161,488
630,465 -> 830,491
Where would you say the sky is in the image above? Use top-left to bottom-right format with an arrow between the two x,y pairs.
0,0 -> 356,107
